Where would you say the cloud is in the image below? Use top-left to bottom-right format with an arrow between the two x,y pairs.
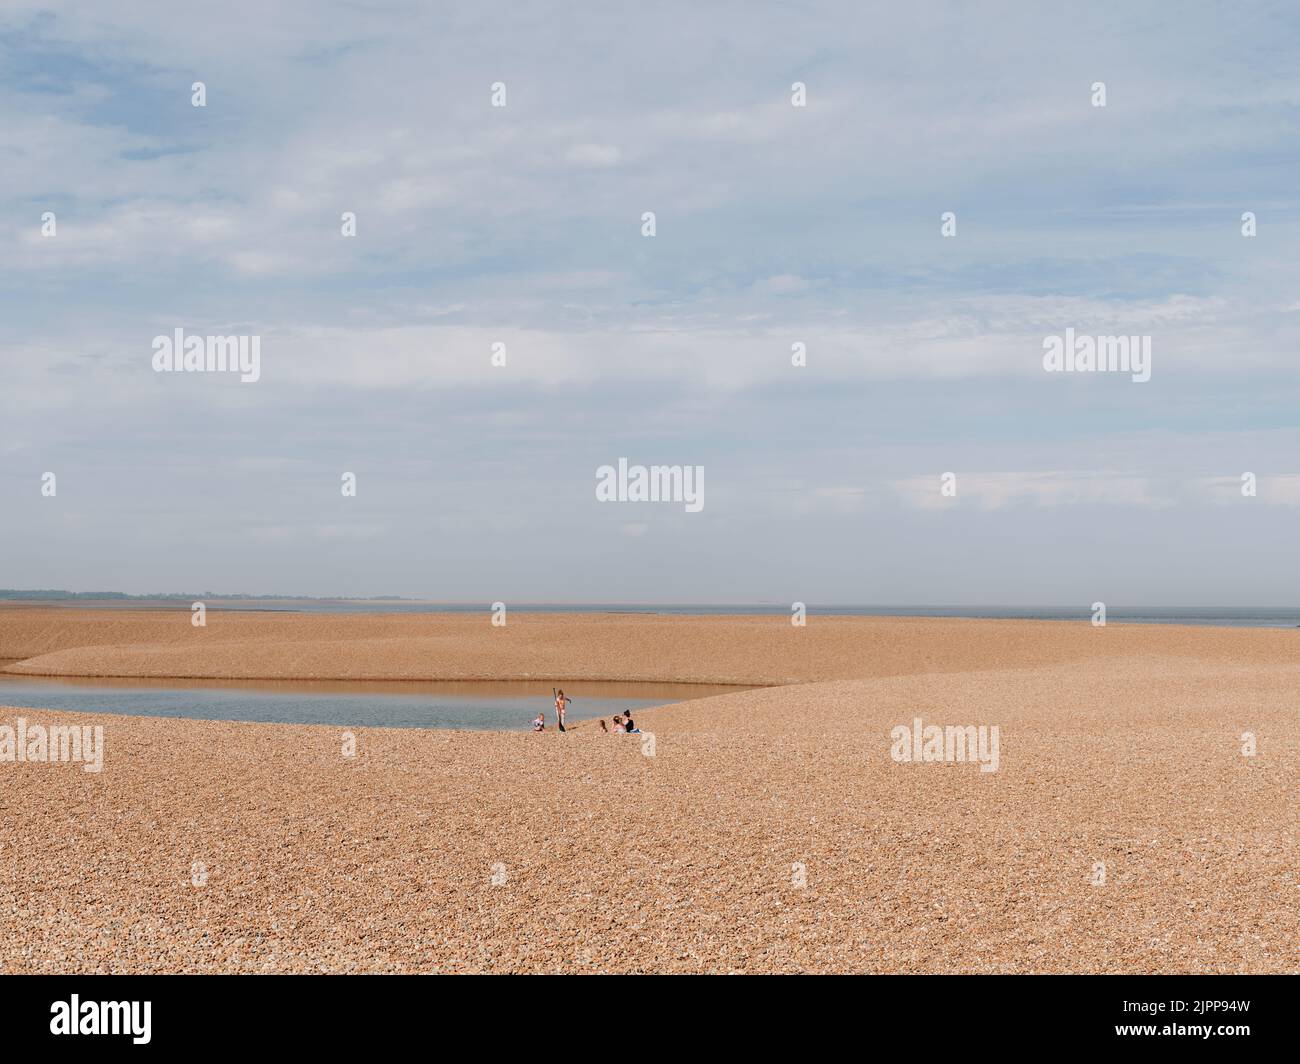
1194,474 -> 1300,507
563,143 -> 622,168
891,472 -> 1171,511
751,274 -> 814,296
4,2 -> 1300,600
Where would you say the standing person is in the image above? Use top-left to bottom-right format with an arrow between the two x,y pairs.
554,688 -> 571,732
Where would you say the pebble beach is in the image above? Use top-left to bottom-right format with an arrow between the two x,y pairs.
1,608 -> 1295,973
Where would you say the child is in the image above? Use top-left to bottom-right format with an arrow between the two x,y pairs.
532,712 -> 545,732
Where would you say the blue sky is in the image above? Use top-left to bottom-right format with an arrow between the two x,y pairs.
2,1 -> 1299,604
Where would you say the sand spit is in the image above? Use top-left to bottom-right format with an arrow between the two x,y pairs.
0,610 -> 1295,973
2,607 -> 1299,684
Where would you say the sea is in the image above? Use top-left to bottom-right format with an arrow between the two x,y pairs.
6,599 -> 1300,628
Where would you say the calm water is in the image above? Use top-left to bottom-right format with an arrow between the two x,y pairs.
0,676 -> 751,731
4,600 -> 1299,627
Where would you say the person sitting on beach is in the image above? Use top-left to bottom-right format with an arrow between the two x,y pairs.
532,712 -> 545,732
623,712 -> 640,734
599,719 -> 609,733
611,715 -> 627,733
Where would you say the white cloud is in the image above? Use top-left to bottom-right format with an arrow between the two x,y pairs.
5,1 -> 1300,602
1194,474 -> 1300,507
891,472 -> 1171,511
751,274 -> 814,296
563,143 -> 622,168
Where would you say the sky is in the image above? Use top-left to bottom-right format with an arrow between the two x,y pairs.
2,1 -> 1299,605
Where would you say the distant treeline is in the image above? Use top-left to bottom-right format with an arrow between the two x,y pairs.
0,590 -> 411,601
0,590 -> 134,599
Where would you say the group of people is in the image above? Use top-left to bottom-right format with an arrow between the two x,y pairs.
530,688 -> 640,734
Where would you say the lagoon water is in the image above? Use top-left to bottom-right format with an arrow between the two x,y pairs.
0,676 -> 749,731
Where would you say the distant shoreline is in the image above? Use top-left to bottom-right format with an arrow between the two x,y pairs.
1,598 -> 1298,628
